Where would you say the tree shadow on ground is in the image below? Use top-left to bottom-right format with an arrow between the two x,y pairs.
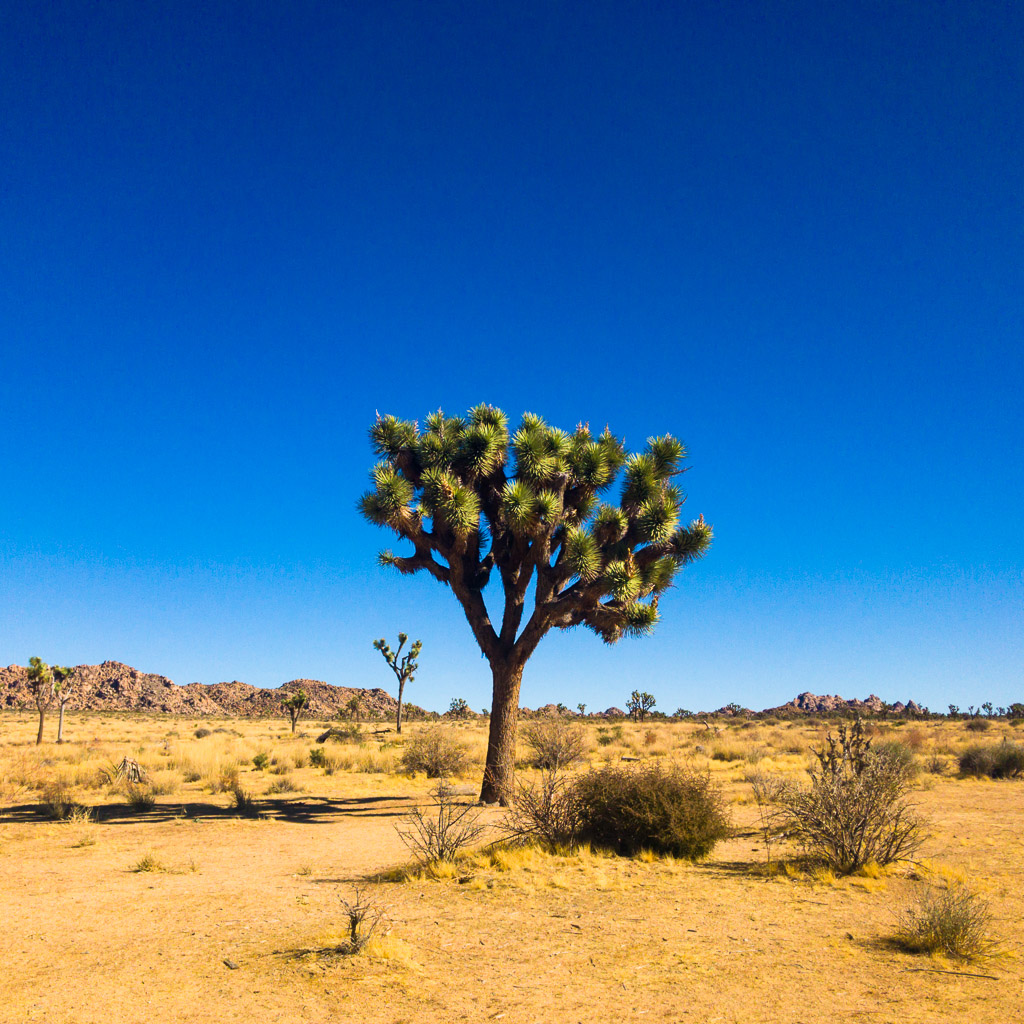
0,793 -> 417,826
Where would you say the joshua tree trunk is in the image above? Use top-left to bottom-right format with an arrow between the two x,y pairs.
36,707 -> 46,745
396,681 -> 405,734
479,659 -> 525,805
57,701 -> 67,743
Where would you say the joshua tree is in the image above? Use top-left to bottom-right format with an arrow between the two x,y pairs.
448,697 -> 471,719
577,703 -> 587,717
373,633 -> 422,734
52,665 -> 76,743
627,689 -> 657,722
27,656 -> 53,745
358,405 -> 712,804
281,689 -> 309,733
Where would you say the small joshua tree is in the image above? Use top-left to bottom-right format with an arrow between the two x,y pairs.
448,697 -> 470,719
626,689 -> 656,722
358,405 -> 712,804
52,665 -> 76,744
373,632 -> 422,734
27,656 -> 53,745
577,703 -> 587,717
281,689 -> 309,733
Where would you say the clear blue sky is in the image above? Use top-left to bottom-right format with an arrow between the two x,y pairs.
2,2 -> 1021,713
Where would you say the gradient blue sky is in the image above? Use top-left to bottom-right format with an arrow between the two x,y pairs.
2,2 -> 1021,713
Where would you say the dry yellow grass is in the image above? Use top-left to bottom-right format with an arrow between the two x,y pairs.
1,710 -> 1021,1022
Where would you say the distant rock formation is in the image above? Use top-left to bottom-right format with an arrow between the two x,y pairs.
0,661 -> 405,718
762,692 -> 926,716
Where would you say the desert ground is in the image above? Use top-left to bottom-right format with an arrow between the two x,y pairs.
1,711 -> 1021,1023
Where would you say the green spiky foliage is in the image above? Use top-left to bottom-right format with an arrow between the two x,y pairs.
373,632 -> 422,733
359,406 -> 712,803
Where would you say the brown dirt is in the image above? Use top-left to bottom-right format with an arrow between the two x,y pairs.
1,713 -> 1021,1023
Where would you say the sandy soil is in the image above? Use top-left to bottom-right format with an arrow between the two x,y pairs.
1,713 -> 1021,1023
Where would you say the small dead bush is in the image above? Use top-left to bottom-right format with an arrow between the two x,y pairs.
397,780 -> 487,862
522,719 -> 588,771
779,719 -> 925,874
505,766 -> 582,848
571,763 -> 730,859
965,718 -> 991,732
337,887 -> 386,953
41,780 -> 81,819
400,728 -> 470,778
894,883 -> 994,960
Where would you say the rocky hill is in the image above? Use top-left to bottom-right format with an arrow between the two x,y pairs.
761,691 -> 926,717
0,661 -> 403,718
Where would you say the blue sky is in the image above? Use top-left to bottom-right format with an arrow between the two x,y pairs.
2,2 -> 1021,713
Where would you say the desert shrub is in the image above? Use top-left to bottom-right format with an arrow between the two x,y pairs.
506,766 -> 583,847
904,727 -> 927,750
571,763 -> 730,859
965,719 -> 991,732
894,883 -> 993,960
870,739 -> 919,780
397,780 -> 488,862
337,887 -> 386,953
131,853 -> 165,873
212,766 -> 241,793
41,780 -> 81,819
596,734 -> 614,747
309,747 -> 328,768
194,728 -> 211,739
318,723 -> 363,744
126,783 -> 156,811
229,783 -> 260,817
522,719 -> 588,771
959,742 -> 1024,779
266,776 -> 302,794
925,752 -> 947,775
292,751 -> 308,769
252,751 -> 271,771
779,719 -> 925,874
400,728 -> 470,778
643,729 -> 658,747
710,744 -> 745,762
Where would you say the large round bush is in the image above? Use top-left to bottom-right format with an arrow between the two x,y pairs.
572,763 -> 730,859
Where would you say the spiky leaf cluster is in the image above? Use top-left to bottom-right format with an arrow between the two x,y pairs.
358,406 -> 712,658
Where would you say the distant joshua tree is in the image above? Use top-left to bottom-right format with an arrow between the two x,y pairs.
448,697 -> 470,719
626,689 -> 656,722
577,703 -> 587,717
52,665 -> 76,743
281,689 -> 309,733
27,656 -> 53,745
373,632 -> 422,734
